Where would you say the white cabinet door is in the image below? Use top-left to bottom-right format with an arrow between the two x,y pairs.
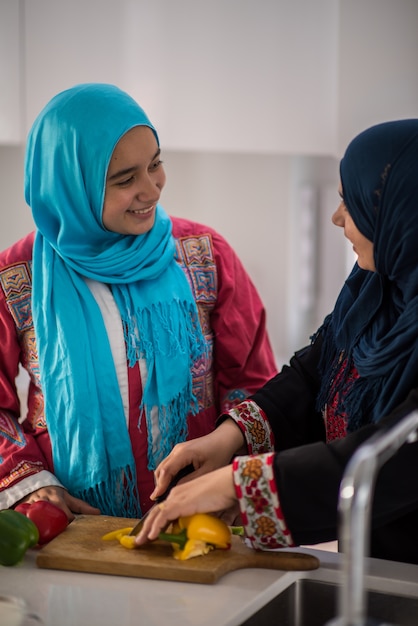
0,1 -> 22,144
23,0 -> 339,155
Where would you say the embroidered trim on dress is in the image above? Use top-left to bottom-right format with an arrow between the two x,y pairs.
0,459 -> 45,490
222,388 -> 249,411
233,453 -> 294,550
0,262 -> 33,332
175,234 -> 217,412
226,400 -> 274,454
0,411 -> 26,447
325,356 -> 359,442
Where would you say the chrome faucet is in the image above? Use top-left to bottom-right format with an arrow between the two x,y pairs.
326,409 -> 418,626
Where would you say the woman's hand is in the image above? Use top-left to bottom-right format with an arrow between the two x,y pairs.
150,418 -> 245,501
136,464 -> 237,545
15,486 -> 101,521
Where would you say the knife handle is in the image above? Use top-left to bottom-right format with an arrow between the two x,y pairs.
129,464 -> 196,536
155,463 -> 195,503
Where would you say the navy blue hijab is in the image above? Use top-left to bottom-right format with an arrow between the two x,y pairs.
316,119 -> 418,430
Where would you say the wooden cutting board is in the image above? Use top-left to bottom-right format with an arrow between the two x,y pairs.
36,515 -> 320,584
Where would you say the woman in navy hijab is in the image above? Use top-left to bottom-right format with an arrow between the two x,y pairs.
137,119 -> 418,565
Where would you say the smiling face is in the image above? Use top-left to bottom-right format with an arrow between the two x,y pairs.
332,183 -> 376,272
103,125 -> 166,235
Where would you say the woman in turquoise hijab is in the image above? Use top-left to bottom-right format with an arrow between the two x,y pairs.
0,84 -> 277,518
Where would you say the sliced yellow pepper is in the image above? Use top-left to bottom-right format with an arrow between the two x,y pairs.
101,527 -> 133,541
101,514 -> 232,561
102,527 -> 136,549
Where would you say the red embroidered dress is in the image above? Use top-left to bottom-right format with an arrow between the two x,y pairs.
0,218 -> 277,512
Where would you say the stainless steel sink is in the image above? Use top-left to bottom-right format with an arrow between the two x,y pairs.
239,579 -> 418,626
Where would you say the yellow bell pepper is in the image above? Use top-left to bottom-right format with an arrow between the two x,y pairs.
159,513 -> 231,561
101,513 -> 232,561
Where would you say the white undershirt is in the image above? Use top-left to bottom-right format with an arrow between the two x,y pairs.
85,279 -> 161,457
84,278 -> 129,425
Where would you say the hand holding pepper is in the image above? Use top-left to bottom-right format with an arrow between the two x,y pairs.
135,464 -> 238,547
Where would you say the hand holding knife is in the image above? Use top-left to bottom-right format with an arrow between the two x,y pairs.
129,463 -> 194,536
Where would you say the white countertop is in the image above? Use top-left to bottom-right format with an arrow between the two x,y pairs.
1,545 -> 418,626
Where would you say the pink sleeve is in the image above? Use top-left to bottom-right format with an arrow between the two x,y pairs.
0,234 -> 51,502
209,230 -> 278,411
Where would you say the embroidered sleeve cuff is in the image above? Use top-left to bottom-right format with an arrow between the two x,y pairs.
0,470 -> 64,510
224,400 -> 274,454
232,452 -> 294,550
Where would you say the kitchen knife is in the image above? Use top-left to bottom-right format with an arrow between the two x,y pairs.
129,463 -> 195,536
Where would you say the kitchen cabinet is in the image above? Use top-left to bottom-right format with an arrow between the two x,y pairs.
0,1 -> 22,144
4,1 -> 418,154
23,0 -> 339,155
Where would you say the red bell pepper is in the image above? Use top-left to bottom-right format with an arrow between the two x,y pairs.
14,501 -> 68,545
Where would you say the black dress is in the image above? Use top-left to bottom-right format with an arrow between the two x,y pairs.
248,335 -> 418,564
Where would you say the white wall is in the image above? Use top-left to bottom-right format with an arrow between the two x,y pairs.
0,145 -> 30,246
0,1 -> 22,143
337,0 -> 418,153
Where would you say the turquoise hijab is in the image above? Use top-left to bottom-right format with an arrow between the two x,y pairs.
316,119 -> 418,430
25,84 -> 206,516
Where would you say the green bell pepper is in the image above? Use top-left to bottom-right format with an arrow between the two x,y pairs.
0,509 -> 39,566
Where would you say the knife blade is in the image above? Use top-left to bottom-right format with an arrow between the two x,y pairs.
129,463 -> 195,536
